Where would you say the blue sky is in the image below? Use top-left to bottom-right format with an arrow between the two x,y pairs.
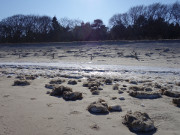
0,0 -> 178,25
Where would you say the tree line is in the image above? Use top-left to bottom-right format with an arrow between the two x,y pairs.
0,2 -> 180,43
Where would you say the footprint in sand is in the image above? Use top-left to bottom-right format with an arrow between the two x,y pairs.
90,124 -> 100,131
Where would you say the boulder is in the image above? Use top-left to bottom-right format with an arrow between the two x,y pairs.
119,96 -> 125,100
87,99 -> 109,114
176,82 -> 180,86
123,111 -> 155,132
49,79 -> 65,84
129,86 -> 144,91
68,80 -> 77,85
50,85 -> 72,96
83,82 -> 89,87
129,80 -> 138,85
113,84 -> 119,90
172,98 -> 180,107
25,75 -> 37,80
13,80 -> 30,86
105,79 -> 112,85
91,86 -> 98,91
118,90 -> 124,94
91,90 -> 100,95
162,90 -> 180,98
129,91 -> 161,99
144,87 -> 153,91
63,91 -> 83,101
88,81 -> 100,89
108,105 -> 122,112
45,84 -> 55,89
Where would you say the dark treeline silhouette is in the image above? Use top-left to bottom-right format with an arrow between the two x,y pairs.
0,2 -> 180,43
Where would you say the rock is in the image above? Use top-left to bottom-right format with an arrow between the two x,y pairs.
16,75 -> 25,80
108,105 -> 122,112
13,80 -> 30,86
87,99 -> 109,114
91,86 -> 98,91
105,79 -> 112,85
144,87 -> 153,91
118,90 -> 124,94
119,96 -> 125,100
172,98 -> 180,107
68,80 -> 77,85
98,87 -> 103,90
123,85 -> 127,87
129,80 -> 138,85
176,82 -> 180,86
63,91 -> 83,101
113,84 -> 119,90
91,90 -> 100,95
83,82 -> 89,87
45,84 -> 55,89
154,83 -> 161,89
25,75 -> 37,80
121,87 -> 127,91
129,91 -> 161,99
114,78 -> 120,82
129,86 -> 144,91
46,91 -> 51,94
111,97 -> 117,100
88,81 -> 100,89
78,79 -> 82,82
50,85 -> 72,96
49,79 -> 65,84
162,90 -> 180,98
123,111 -> 155,132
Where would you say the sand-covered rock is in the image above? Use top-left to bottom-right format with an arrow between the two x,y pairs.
108,105 -> 122,112
118,90 -> 124,94
119,96 -> 125,100
82,82 -> 89,87
91,90 -> 100,95
87,99 -> 109,114
129,80 -> 138,85
49,85 -> 72,96
154,83 -> 161,89
49,79 -> 65,84
162,90 -> 180,98
63,91 -> 83,101
123,111 -> 155,132
176,82 -> 180,86
88,81 -> 100,89
45,84 -> 55,89
144,87 -> 153,91
13,80 -> 30,86
105,79 -> 112,85
172,98 -> 180,107
90,86 -> 98,91
67,80 -> 77,85
25,75 -> 37,80
113,84 -> 119,90
129,86 -> 144,91
129,91 -> 161,99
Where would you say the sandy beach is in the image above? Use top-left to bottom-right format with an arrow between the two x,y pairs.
0,40 -> 180,135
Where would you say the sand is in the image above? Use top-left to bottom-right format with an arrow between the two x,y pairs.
0,40 -> 180,135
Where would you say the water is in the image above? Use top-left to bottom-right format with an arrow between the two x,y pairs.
0,62 -> 179,78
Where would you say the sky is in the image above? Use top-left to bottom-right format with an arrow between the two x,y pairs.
0,0 -> 178,26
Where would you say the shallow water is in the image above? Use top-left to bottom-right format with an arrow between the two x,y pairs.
0,62 -> 179,73
0,62 -> 180,79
